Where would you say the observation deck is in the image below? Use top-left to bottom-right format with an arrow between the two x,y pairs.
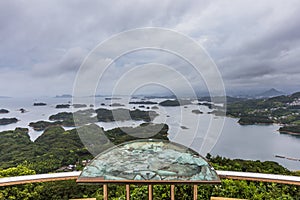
1,170 -> 299,199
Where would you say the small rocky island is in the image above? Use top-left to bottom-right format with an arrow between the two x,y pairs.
109,103 -> 124,107
192,109 -> 203,114
55,104 -> 70,109
72,104 -> 87,108
33,102 -> 47,106
29,121 -> 62,131
0,109 -> 9,114
0,118 -> 18,125
159,99 -> 190,107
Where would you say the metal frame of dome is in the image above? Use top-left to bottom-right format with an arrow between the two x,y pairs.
77,139 -> 220,184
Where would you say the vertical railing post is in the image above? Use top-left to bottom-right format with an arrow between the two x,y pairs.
170,184 -> 175,200
103,184 -> 108,200
193,184 -> 198,200
126,184 -> 130,200
148,184 -> 153,200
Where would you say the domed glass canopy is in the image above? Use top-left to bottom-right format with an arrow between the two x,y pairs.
77,139 -> 220,183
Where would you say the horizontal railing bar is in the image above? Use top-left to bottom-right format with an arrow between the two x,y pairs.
0,171 -> 81,186
216,170 -> 300,186
1,170 -> 300,187
76,177 -> 221,184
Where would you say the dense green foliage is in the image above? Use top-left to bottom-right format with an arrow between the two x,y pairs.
105,123 -> 169,145
0,165 -> 36,177
95,108 -> 158,122
1,156 -> 300,199
0,126 -> 91,173
238,115 -> 273,125
31,107 -> 157,131
0,122 -> 169,173
208,155 -> 292,175
0,166 -> 100,200
0,128 -> 33,168
0,165 -> 42,200
29,121 -> 62,131
205,93 -> 300,131
226,93 -> 300,125
50,109 -> 97,126
74,123 -> 169,156
3,124 -> 300,198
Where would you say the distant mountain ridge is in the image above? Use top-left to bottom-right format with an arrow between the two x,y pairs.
255,88 -> 285,98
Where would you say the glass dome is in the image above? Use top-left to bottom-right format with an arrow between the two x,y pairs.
77,139 -> 220,183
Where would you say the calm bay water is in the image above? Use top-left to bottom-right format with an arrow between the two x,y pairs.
0,97 -> 300,170
211,118 -> 300,170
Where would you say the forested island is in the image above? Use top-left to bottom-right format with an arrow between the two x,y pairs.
0,123 -> 169,173
203,92 -> 300,134
95,108 -> 157,122
55,104 -> 70,108
159,99 -> 191,106
279,125 -> 300,134
29,108 -> 158,131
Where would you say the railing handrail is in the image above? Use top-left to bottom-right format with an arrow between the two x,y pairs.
216,170 -> 300,186
0,171 -> 81,186
1,170 -> 300,187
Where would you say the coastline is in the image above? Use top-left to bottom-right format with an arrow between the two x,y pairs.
278,130 -> 300,136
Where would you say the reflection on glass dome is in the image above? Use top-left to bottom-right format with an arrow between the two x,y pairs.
77,139 -> 220,183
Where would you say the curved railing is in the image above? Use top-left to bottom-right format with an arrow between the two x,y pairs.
0,171 -> 81,187
1,170 -> 300,186
1,171 -> 299,200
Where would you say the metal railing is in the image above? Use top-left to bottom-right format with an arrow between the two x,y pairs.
1,170 -> 300,200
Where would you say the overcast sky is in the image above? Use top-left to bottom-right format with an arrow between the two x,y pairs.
0,0 -> 300,97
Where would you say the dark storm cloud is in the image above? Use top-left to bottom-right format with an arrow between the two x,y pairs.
0,0 -> 299,96
0,0 -> 194,68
